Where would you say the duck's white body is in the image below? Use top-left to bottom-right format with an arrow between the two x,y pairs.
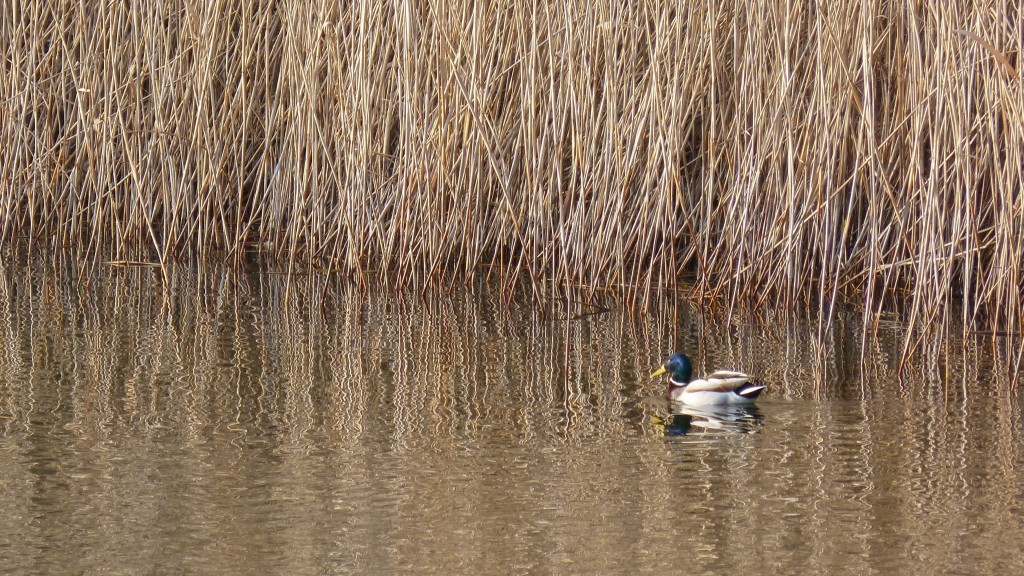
668,371 -> 764,406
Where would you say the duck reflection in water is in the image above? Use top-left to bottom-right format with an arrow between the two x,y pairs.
651,404 -> 764,436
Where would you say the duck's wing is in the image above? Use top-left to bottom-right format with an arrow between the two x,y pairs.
684,371 -> 752,393
708,370 -> 749,379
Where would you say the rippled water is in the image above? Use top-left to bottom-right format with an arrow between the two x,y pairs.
0,259 -> 1021,575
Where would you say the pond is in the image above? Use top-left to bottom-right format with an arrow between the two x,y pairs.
0,258 -> 1021,574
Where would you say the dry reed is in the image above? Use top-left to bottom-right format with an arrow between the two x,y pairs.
1,1 -> 1021,334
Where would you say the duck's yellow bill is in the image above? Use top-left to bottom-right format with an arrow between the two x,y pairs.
651,366 -> 667,378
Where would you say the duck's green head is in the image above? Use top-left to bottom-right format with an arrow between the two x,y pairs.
650,352 -> 693,384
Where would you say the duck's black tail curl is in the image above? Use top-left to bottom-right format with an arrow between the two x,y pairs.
737,382 -> 766,399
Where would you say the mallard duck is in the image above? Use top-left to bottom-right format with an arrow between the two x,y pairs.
650,352 -> 765,406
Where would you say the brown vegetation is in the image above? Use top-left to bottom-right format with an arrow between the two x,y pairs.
1,1 -> 1021,332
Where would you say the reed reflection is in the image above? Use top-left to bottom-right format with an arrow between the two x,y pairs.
0,256 -> 1021,575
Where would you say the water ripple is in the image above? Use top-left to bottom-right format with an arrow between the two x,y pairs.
0,263 -> 1021,574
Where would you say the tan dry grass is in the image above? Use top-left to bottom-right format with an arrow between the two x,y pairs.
1,1 -> 1021,333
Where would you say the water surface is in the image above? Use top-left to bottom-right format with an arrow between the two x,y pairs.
0,260 -> 1021,574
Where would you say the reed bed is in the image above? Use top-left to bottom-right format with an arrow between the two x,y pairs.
1,1 -> 1021,332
